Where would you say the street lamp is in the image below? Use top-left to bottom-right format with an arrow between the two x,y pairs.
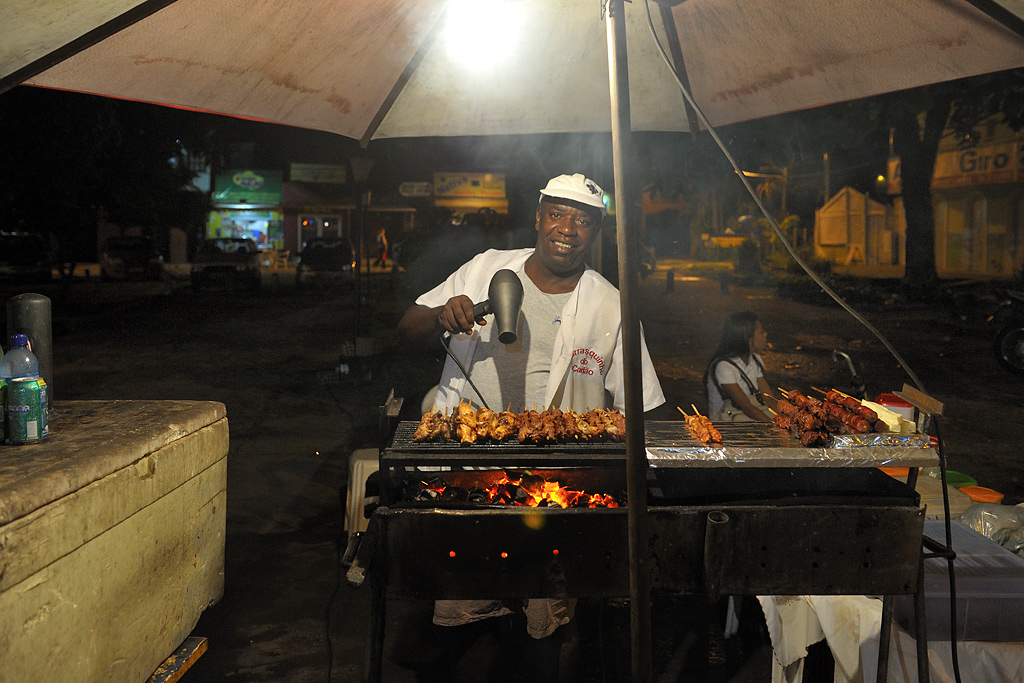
350,157 -> 374,340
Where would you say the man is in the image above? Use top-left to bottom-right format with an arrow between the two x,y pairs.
398,172 -> 664,415
397,172 -> 665,680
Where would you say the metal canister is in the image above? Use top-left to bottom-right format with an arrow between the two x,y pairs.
6,377 -> 48,444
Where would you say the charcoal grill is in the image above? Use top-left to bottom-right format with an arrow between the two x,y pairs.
352,397 -> 937,683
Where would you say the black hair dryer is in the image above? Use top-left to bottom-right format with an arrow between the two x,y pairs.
471,269 -> 524,344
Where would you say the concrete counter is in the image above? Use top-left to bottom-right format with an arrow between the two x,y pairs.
0,400 -> 228,683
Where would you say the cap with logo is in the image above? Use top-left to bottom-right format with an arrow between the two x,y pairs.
539,173 -> 606,215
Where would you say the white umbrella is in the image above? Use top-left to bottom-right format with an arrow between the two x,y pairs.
4,0 -> 1022,142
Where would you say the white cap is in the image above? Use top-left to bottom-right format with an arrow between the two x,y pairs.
539,173 -> 606,215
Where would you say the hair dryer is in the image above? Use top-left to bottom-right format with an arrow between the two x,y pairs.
471,269 -> 524,344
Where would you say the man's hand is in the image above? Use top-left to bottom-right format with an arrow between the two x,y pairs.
397,296 -> 486,348
437,295 -> 486,335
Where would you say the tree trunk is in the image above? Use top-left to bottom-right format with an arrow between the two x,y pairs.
892,96 -> 952,286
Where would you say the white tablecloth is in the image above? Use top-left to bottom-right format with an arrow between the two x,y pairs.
758,595 -> 1024,683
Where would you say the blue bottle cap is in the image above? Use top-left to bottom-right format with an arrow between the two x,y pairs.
10,333 -> 28,347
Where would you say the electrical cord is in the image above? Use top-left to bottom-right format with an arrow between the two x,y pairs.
932,417 -> 963,683
640,3 -> 963,679
439,333 -> 492,411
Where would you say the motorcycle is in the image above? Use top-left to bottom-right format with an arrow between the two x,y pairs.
989,288 -> 1024,375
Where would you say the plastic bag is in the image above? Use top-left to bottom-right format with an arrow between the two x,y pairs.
958,502 -> 1024,540
999,526 -> 1024,559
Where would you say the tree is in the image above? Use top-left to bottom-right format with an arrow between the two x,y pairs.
0,86 -> 215,280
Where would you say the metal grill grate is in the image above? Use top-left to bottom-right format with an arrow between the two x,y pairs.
389,420 -> 627,453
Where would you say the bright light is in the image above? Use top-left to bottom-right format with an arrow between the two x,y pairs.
445,0 -> 523,71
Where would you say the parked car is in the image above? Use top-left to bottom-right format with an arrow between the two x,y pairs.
191,238 -> 261,291
100,236 -> 164,280
295,237 -> 356,287
0,232 -> 54,283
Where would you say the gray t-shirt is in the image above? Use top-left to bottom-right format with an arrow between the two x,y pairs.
467,269 -> 571,412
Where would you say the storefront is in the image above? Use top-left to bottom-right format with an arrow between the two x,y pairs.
930,128 -> 1024,277
208,170 -> 285,250
876,118 -> 1024,278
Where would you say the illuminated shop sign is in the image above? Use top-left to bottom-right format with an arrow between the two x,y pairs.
213,170 -> 283,205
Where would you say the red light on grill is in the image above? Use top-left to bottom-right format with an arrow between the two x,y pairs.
552,549 -> 559,555
500,552 -> 508,559
449,550 -> 456,558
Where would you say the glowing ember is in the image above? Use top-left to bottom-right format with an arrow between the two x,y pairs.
412,471 -> 622,508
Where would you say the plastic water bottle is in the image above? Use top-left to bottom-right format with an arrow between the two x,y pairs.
0,334 -> 40,380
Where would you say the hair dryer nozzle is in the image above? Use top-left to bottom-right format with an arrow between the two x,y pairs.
488,269 -> 524,344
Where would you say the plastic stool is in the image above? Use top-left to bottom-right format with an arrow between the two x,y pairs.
345,448 -> 379,540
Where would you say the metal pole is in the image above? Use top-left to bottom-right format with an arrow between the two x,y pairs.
354,194 -> 364,339
605,2 -> 652,681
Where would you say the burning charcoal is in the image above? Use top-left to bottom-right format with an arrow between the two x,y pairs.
400,482 -> 420,501
467,488 -> 488,504
520,473 -> 543,490
512,485 -> 533,506
441,486 -> 467,502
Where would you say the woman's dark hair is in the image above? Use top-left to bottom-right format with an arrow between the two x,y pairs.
702,311 -> 760,396
712,311 -> 759,360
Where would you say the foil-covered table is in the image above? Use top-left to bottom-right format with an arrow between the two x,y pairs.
645,421 -> 938,469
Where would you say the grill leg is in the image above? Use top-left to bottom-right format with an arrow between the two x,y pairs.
362,518 -> 387,683
914,552 -> 930,683
876,594 -> 893,683
876,553 -> 929,683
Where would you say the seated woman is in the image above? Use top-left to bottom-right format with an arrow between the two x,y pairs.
703,311 -> 776,422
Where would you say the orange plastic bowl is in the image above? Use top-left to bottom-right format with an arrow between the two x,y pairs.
958,486 -> 1004,504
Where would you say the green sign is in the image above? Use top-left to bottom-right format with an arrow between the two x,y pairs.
213,170 -> 283,205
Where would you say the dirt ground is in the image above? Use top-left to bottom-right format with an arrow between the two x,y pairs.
3,262 -> 1022,682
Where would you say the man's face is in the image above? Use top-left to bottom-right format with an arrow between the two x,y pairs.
533,199 -> 601,277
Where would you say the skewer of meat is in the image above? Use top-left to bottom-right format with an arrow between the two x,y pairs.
539,407 -> 562,443
414,409 -> 454,441
799,429 -> 828,446
518,408 -> 542,443
776,398 -> 800,416
583,409 -> 609,440
794,409 -> 822,431
475,407 -> 498,440
821,387 -> 886,431
413,410 -> 443,441
772,412 -> 794,430
677,406 -> 722,444
560,410 -> 582,441
455,402 -> 478,444
599,408 -> 627,442
492,409 -> 519,441
688,404 -> 722,444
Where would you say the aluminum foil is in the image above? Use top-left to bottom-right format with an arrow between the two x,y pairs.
644,421 -> 938,469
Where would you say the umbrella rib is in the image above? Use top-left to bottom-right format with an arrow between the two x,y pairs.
359,5 -> 448,146
0,0 -> 182,95
959,0 -> 1024,40
657,4 -> 699,135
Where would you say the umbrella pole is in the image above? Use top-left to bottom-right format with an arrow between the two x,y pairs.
605,2 -> 652,682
